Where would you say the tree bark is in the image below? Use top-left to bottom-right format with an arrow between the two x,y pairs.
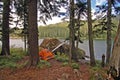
1,0 -> 10,56
106,0 -> 112,64
69,0 -> 78,62
110,19 -> 120,71
87,0 -> 96,66
28,0 -> 39,66
76,30 -> 80,49
76,12 -> 81,49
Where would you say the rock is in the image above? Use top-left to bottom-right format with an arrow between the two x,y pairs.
39,38 -> 86,59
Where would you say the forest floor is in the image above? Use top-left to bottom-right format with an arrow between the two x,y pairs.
0,56 -> 113,80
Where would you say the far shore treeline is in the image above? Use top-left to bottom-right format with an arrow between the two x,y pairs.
38,17 -> 118,39
10,17 -> 118,40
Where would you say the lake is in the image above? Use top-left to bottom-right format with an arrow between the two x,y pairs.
0,39 -> 113,60
79,40 -> 107,60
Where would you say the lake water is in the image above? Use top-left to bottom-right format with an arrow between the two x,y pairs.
79,40 -> 107,60
0,39 -> 112,60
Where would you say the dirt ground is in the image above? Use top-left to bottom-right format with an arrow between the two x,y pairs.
0,58 -> 113,80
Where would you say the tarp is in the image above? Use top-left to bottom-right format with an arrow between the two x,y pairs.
39,49 -> 54,60
51,41 -> 66,52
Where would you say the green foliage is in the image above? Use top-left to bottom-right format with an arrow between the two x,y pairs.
40,22 -> 69,28
91,66 -> 101,71
89,60 -> 107,80
10,28 -> 23,38
95,60 -> 102,67
91,60 -> 102,71
55,52 -> 69,62
0,56 -> 17,69
37,60 -> 51,68
39,26 -> 69,39
89,68 -> 106,80
71,62 -> 80,69
9,17 -> 118,39
62,62 -> 69,66
38,17 -> 118,39
55,52 -> 80,69
76,48 -> 85,59
0,48 -> 25,69
93,17 -> 118,39
17,61 -> 28,68
10,48 -> 26,58
38,21 -> 88,39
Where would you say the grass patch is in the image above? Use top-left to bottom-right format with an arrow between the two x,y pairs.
55,52 -> 80,69
0,48 -> 26,69
10,48 -> 26,57
55,52 -> 69,62
62,62 -> 69,66
89,60 -> 107,80
71,62 -> 80,69
37,60 -> 51,68
89,69 -> 107,80
0,56 -> 17,69
91,60 -> 102,71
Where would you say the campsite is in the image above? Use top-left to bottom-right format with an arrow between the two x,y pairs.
0,38 -> 114,80
0,0 -> 120,80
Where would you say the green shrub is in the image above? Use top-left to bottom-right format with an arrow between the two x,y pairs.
71,62 -> 80,69
62,62 -> 69,66
10,55 -> 22,62
37,60 -> 51,68
17,61 -> 28,68
5,62 -> 17,68
11,48 -> 26,57
96,60 -> 102,66
89,71 -> 105,80
91,66 -> 101,71
0,57 -> 17,69
55,52 -> 69,62
0,48 -> 26,69
91,60 -> 102,71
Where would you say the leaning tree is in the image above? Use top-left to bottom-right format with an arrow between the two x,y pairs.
108,0 -> 120,75
110,15 -> 120,76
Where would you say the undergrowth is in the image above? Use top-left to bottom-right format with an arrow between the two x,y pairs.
89,60 -> 107,80
0,48 -> 26,69
37,60 -> 51,68
55,52 -> 69,62
55,52 -> 80,69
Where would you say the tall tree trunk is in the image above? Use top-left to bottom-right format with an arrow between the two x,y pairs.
69,0 -> 78,62
28,0 -> 39,66
1,0 -> 10,56
110,19 -> 120,72
106,0 -> 112,64
87,0 -> 96,66
76,30 -> 80,48
23,0 -> 28,53
76,12 -> 80,49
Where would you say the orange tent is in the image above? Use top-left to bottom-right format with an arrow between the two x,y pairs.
39,49 -> 54,60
